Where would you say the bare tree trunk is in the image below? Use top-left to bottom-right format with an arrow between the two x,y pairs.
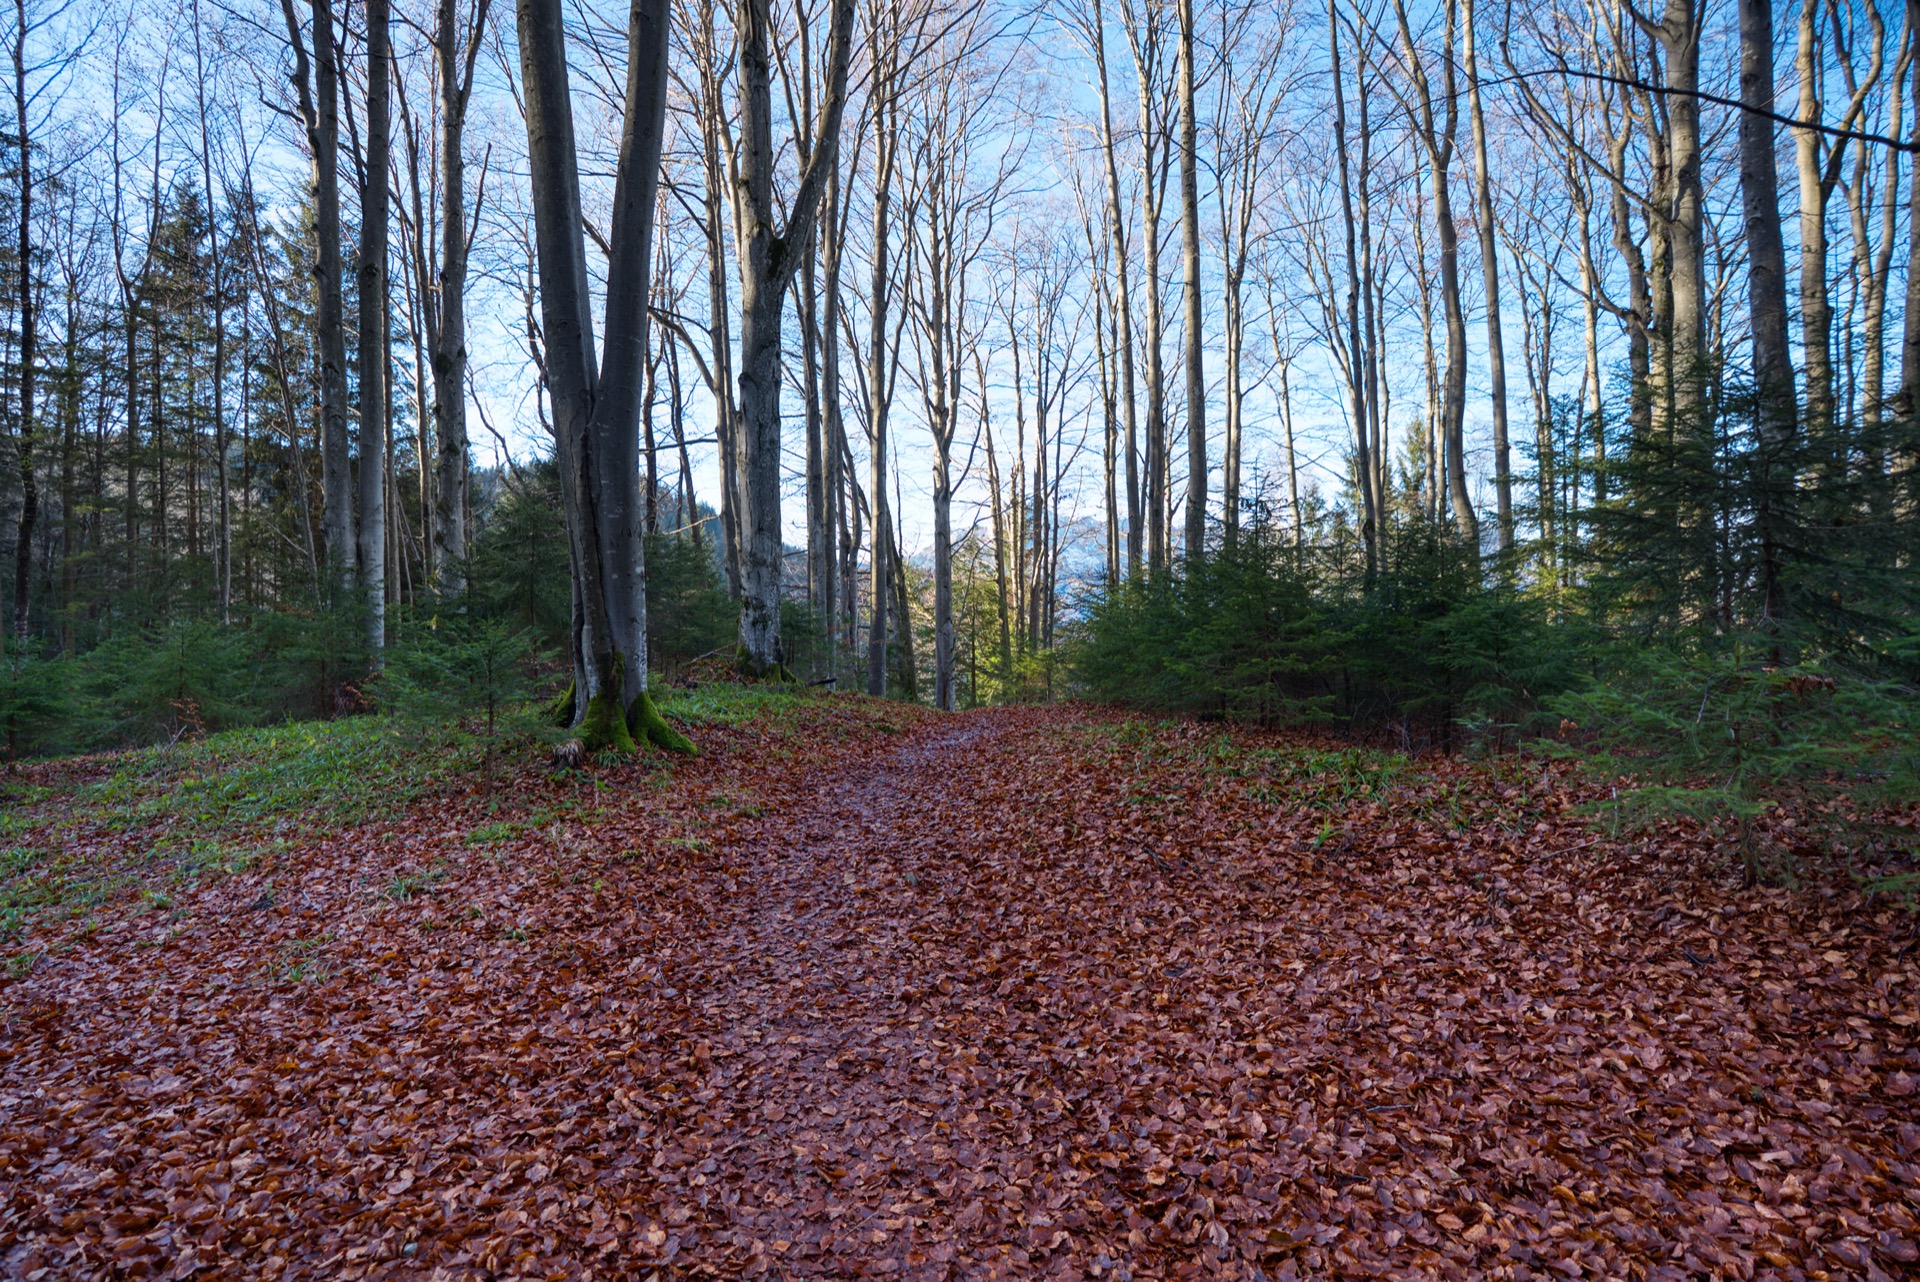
1123,0 -> 1172,569
1330,0 -> 1376,574
821,160 -> 852,648
281,0 -> 354,585
11,0 -> 38,641
517,0 -> 687,752
731,0 -> 857,676
1176,0 -> 1204,559
861,21 -> 900,695
1900,3 -> 1920,442
689,0 -> 743,598
1394,0 -> 1476,544
358,0 -> 391,652
1795,0 -> 1833,431
1740,0 -> 1795,623
1854,26 -> 1908,516
430,0 -> 486,597
1087,0 -> 1142,575
1652,0 -> 1705,420
1571,153 -> 1605,509
1462,0 -> 1510,550
190,0 -> 231,623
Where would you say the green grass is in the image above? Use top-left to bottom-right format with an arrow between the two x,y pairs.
0,716 -> 490,951
653,682 -> 818,729
85,717 -> 484,840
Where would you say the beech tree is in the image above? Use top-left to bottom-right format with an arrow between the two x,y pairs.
728,0 -> 856,676
517,0 -> 688,752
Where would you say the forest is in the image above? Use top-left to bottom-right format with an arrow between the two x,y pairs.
1,0 -> 1918,1276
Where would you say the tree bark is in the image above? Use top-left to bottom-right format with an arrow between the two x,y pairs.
730,0 -> 857,676
11,0 -> 38,642
358,0 -> 391,652
1739,0 -> 1795,623
281,0 -> 354,586
1176,0 -> 1205,559
517,0 -> 687,752
1462,0 -> 1511,550
1083,0 -> 1143,577
430,0 -> 486,597
1394,0 -> 1477,545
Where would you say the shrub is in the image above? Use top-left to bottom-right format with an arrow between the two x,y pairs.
1554,637 -> 1920,883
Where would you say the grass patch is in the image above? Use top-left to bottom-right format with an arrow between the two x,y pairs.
85,717 -> 483,841
0,716 -> 493,946
653,683 -> 818,729
378,868 -> 448,903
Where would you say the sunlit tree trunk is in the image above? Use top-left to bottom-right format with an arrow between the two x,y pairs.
1462,0 -> 1511,550
1176,0 -> 1205,559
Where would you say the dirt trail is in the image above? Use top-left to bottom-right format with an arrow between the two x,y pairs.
3,701 -> 1917,1281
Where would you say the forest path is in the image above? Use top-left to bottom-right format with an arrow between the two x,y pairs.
660,711 -> 1053,1275
3,698 -> 1916,1281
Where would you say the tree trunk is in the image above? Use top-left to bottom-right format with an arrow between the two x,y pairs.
11,0 -> 39,642
1654,0 -> 1706,421
729,0 -> 856,676
1089,0 -> 1142,576
430,0 -> 483,597
1901,4 -> 1920,437
1123,2 -> 1171,570
1394,0 -> 1476,544
281,0 -> 355,585
1463,0 -> 1511,550
1330,0 -> 1376,573
1176,0 -> 1205,559
1794,0 -> 1834,431
358,0 -> 391,652
517,0 -> 688,753
1739,0 -> 1795,623
190,0 -> 231,623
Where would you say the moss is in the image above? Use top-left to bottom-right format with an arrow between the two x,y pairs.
628,690 -> 696,756
546,680 -> 577,727
734,645 -> 798,684
576,687 -> 637,753
575,653 -> 636,754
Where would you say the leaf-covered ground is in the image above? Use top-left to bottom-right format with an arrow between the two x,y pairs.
2,696 -> 1917,1279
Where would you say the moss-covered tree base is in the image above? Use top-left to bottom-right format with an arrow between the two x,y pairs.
576,687 -> 638,753
629,690 -> 696,755
735,646 -> 799,684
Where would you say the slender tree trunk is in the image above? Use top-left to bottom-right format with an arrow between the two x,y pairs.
1794,0 -> 1835,432
1177,0 -> 1205,559
358,0 -> 391,651
821,160 -> 850,647
11,0 -> 39,642
730,0 -> 856,676
1089,0 -> 1142,575
1655,0 -> 1706,419
1901,4 -> 1920,435
862,60 -> 899,695
190,0 -> 231,623
1124,4 -> 1171,569
1395,0 -> 1476,544
1740,0 -> 1795,623
430,0 -> 484,597
281,0 -> 355,585
1330,0 -> 1376,574
978,349 -> 1012,685
1462,0 -> 1510,550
